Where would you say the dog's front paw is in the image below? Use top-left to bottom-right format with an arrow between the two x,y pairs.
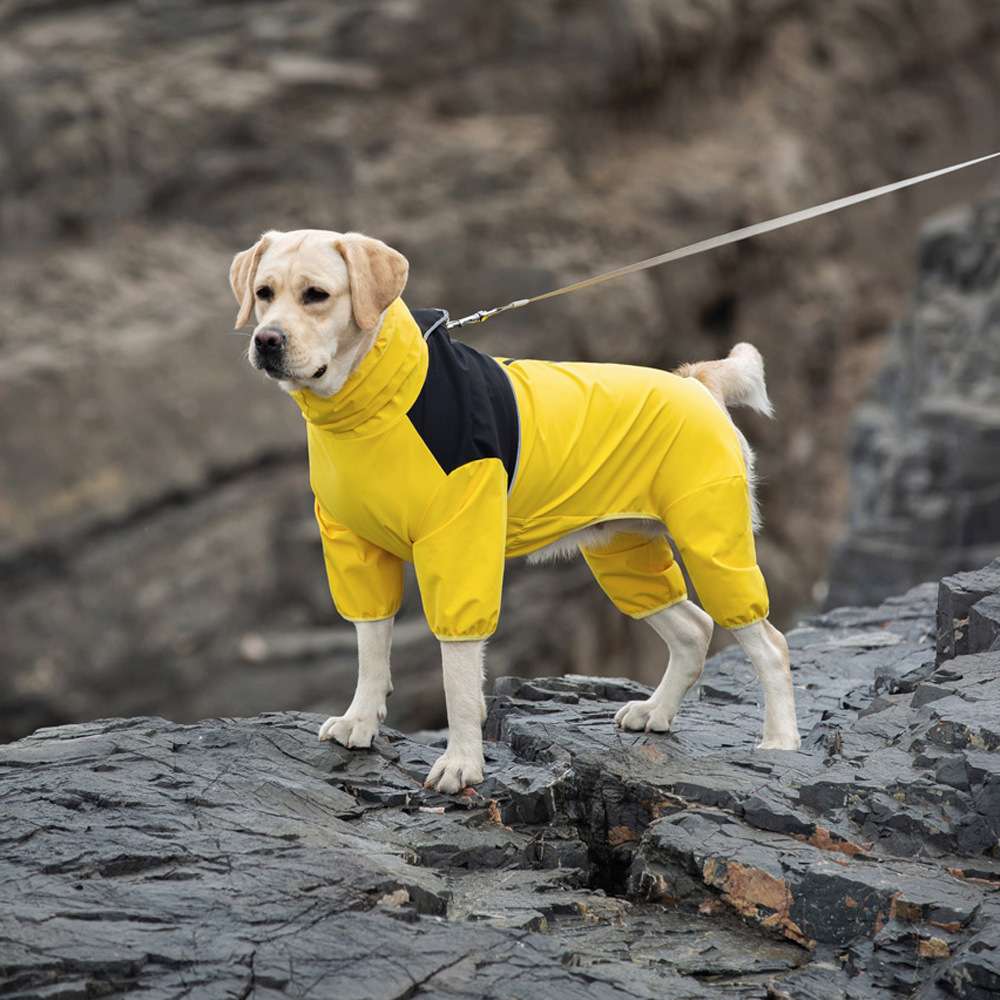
424,748 -> 485,795
614,699 -> 673,733
318,714 -> 380,749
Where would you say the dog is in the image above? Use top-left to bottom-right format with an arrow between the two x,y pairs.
229,229 -> 801,793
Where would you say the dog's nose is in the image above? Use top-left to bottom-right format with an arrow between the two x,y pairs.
254,328 -> 286,352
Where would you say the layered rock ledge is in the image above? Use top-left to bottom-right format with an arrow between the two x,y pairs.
3,563 -> 1000,998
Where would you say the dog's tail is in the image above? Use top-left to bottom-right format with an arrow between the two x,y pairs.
675,342 -> 773,418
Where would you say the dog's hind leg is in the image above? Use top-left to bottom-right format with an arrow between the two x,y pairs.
579,531 -> 711,732
318,617 -> 394,748
662,475 -> 800,750
614,601 -> 713,732
729,619 -> 800,750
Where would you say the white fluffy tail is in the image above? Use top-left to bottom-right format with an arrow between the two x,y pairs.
676,342 -> 773,417
675,342 -> 772,532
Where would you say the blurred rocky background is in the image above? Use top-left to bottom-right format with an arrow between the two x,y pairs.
3,0 -> 1000,742
827,199 -> 1000,607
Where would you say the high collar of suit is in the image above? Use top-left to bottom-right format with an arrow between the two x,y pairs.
290,298 -> 428,438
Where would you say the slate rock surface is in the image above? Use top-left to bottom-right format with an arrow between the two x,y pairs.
4,565 -> 1000,998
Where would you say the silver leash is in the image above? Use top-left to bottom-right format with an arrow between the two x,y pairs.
447,151 -> 1000,330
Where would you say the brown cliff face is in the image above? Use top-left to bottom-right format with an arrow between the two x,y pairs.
3,1 -> 1000,739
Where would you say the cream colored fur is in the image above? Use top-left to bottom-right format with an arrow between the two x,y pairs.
229,229 -> 802,794
228,229 -> 407,396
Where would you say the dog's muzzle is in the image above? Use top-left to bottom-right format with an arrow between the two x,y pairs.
252,326 -> 288,375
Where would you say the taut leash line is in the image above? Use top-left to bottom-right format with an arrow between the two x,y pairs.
447,151 -> 1000,330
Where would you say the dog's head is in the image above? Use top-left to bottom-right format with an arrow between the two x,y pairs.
229,229 -> 409,395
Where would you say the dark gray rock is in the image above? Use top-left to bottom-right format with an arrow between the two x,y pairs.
936,911 -> 1000,999
936,560 -> 1000,663
970,593 -> 1000,656
828,198 -> 1000,609
5,563 -> 1000,997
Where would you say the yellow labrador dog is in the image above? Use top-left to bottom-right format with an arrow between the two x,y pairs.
229,229 -> 800,793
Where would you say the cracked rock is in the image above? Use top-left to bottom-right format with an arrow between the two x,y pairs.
4,563 -> 1000,997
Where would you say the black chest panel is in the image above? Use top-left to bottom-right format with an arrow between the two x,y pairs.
407,309 -> 520,484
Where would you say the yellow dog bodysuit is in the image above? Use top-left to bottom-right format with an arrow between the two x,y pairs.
291,299 -> 768,640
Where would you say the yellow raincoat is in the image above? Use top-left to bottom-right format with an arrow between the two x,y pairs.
291,299 -> 768,639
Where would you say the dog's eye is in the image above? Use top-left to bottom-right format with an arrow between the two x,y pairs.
303,287 -> 329,304
255,286 -> 274,302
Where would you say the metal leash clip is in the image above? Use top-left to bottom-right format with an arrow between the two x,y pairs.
447,300 -> 530,330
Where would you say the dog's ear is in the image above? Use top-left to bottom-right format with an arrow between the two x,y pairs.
334,234 -> 409,331
229,235 -> 272,329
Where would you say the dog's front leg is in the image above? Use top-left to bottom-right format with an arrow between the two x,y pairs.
318,617 -> 394,748
424,639 -> 486,794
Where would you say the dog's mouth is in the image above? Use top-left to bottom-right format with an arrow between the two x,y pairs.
255,357 -> 328,382
257,357 -> 290,379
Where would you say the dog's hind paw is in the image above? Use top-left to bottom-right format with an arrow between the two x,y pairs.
614,699 -> 673,734
424,748 -> 485,795
319,714 -> 380,749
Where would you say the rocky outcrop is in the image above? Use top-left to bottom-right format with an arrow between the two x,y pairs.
5,0 -> 1000,741
4,563 -> 1000,998
827,199 -> 1000,608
